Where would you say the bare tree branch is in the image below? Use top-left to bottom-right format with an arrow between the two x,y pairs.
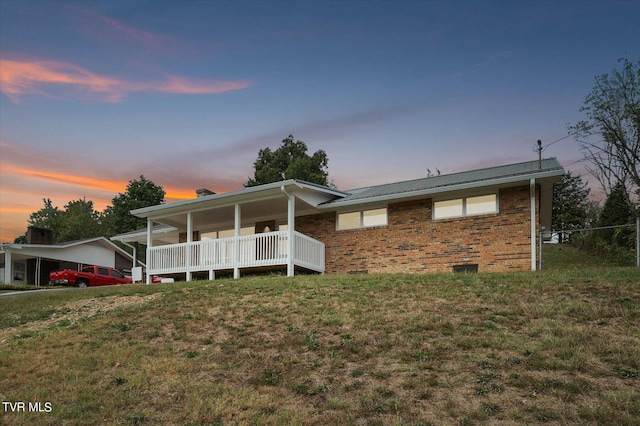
570,58 -> 640,209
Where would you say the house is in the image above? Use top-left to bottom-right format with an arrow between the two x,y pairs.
1,227 -> 135,285
111,158 -> 564,283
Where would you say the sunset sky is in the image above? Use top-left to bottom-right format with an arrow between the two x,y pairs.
1,0 -> 639,243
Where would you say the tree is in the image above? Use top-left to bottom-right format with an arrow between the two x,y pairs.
103,175 -> 166,236
569,58 -> 640,209
14,198 -> 62,243
245,135 -> 332,187
28,198 -> 61,231
552,172 -> 596,242
594,182 -> 634,247
18,198 -> 101,243
56,198 -> 102,242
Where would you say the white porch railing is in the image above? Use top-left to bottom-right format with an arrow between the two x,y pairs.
147,231 -> 324,276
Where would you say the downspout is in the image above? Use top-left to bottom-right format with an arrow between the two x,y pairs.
234,204 -> 241,279
281,186 -> 295,277
530,178 -> 536,271
186,212 -> 193,282
4,249 -> 12,284
119,240 -> 137,269
146,218 -> 153,284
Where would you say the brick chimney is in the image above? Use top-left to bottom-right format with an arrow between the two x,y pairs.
27,226 -> 53,245
196,188 -> 216,198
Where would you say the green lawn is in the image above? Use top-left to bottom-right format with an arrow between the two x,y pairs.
0,252 -> 638,425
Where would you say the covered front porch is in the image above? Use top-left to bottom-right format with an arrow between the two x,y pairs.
147,230 -> 324,279
114,181 -> 341,283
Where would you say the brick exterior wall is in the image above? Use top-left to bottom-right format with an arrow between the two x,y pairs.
296,185 -> 539,274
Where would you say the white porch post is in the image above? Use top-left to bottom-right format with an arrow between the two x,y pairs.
287,193 -> 295,277
234,203 -> 241,279
4,249 -> 12,284
186,212 -> 193,282
530,178 -> 537,271
36,257 -> 41,287
146,218 -> 153,284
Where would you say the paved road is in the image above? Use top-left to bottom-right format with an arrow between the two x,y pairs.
0,287 -> 76,299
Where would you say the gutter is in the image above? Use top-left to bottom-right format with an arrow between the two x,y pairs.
117,240 -> 138,268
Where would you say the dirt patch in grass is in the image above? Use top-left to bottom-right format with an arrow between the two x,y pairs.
0,293 -> 162,347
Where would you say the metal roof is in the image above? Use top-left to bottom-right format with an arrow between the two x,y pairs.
121,158 -> 563,223
322,158 -> 563,207
130,179 -> 347,218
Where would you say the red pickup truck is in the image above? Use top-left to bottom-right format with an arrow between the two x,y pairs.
49,265 -> 132,287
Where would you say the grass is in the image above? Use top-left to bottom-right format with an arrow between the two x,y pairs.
0,248 -> 638,425
0,283 -> 43,293
541,243 -> 635,269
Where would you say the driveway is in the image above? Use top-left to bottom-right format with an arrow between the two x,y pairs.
0,287 -> 76,299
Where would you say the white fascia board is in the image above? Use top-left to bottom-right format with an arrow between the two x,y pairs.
110,226 -> 178,242
45,238 -> 132,260
318,169 -> 564,210
95,239 -> 135,260
1,239 -> 134,262
0,239 -> 102,251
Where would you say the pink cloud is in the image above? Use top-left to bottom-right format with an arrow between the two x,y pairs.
0,58 -> 251,103
0,59 -> 123,103
94,14 -> 176,51
136,75 -> 252,95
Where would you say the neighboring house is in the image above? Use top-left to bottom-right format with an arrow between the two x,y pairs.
1,227 -> 135,285
112,158 -> 564,283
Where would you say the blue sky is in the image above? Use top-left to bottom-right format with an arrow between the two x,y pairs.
1,0 -> 639,242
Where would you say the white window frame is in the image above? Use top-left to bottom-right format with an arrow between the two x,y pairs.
201,226 -> 254,239
433,193 -> 498,220
337,207 -> 388,230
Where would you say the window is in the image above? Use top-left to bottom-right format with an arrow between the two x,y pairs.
338,208 -> 387,230
217,229 -> 235,239
363,208 -> 387,227
433,199 -> 463,219
111,270 -> 124,278
466,194 -> 497,215
13,262 -> 26,282
338,212 -> 360,230
202,227 -> 254,239
433,193 -> 497,219
453,264 -> 479,273
98,267 -> 109,276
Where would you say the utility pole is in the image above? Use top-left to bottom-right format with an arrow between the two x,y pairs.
537,140 -> 542,169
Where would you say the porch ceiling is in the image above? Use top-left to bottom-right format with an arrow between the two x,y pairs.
153,195 -> 319,230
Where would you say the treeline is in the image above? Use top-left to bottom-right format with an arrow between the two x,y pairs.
14,175 -> 165,244
552,172 -> 637,265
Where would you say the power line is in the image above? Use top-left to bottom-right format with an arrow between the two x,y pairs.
531,130 -> 581,154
